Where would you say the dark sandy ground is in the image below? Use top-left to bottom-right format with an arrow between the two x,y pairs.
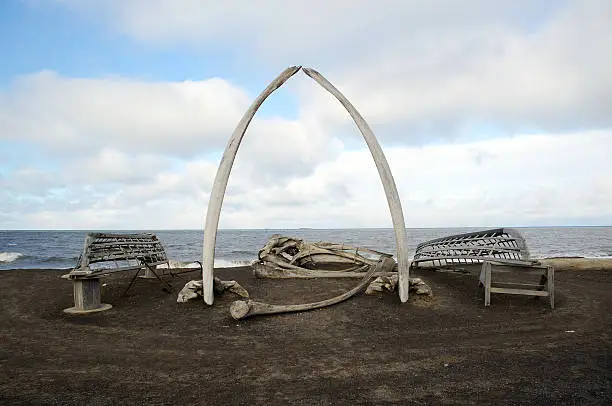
0,264 -> 611,405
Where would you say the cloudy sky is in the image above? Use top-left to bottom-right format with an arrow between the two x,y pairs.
1,0 -> 611,230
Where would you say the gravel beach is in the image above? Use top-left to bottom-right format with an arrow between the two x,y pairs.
1,262 -> 611,405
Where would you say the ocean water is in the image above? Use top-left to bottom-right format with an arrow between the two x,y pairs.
0,227 -> 611,270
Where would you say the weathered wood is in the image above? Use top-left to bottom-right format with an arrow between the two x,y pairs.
201,66 -> 302,305
481,260 -> 554,309
484,262 -> 491,306
302,67 -> 410,303
63,232 -> 172,313
230,257 -> 395,320
412,228 -> 531,268
489,282 -> 546,288
547,266 -> 555,309
63,278 -> 112,314
489,288 -> 550,296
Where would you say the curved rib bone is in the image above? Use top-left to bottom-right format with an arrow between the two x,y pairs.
230,257 -> 395,320
302,67 -> 410,302
253,262 -> 378,278
201,66 -> 301,305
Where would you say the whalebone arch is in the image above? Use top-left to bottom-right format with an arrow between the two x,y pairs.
201,66 -> 410,306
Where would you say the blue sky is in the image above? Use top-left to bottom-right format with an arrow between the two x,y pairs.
0,1 -> 300,114
0,0 -> 611,229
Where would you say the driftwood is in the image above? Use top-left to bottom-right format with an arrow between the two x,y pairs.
230,257 -> 395,320
63,233 -> 172,314
202,66 -> 410,304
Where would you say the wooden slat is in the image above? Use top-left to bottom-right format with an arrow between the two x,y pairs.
489,287 -> 549,297
413,256 -> 535,266
413,228 -> 531,269
71,233 -> 169,277
491,282 -> 544,288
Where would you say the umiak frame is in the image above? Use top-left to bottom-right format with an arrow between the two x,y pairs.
201,66 -> 410,305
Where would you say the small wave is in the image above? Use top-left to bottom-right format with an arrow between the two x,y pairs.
214,259 -> 253,268
0,252 -> 24,263
157,259 -> 252,269
157,260 -> 202,269
230,250 -> 257,256
40,256 -> 79,263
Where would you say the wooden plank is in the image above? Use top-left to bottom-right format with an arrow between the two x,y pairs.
491,282 -> 545,288
484,262 -> 491,306
489,287 -> 550,297
413,256 -> 536,267
418,245 -> 523,254
548,266 -> 555,309
70,260 -> 169,278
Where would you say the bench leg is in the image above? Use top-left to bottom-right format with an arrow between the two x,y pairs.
64,278 -> 112,314
139,266 -> 157,279
547,266 -> 555,309
483,262 -> 491,307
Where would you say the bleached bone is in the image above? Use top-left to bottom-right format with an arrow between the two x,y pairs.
203,66 -> 410,304
177,277 -> 250,303
257,235 -> 387,270
201,66 -> 301,304
252,262 -> 397,279
302,67 -> 410,302
230,257 -> 395,320
365,275 -> 432,296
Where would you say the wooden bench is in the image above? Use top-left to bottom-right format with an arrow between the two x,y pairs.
412,228 -> 554,309
480,260 -> 554,308
62,233 -> 173,314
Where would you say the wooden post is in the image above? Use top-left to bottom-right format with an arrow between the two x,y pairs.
484,261 -> 491,307
547,265 -> 555,309
139,266 -> 156,279
63,278 -> 113,314
302,68 -> 410,303
201,66 -> 302,305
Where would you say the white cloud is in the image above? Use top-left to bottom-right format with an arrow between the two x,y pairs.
294,1 -> 612,144
0,71 -> 250,156
2,129 -> 611,229
220,130 -> 612,228
44,1 -> 612,145
2,0 -> 611,229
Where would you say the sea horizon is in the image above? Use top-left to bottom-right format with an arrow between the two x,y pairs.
2,226 -> 611,270
2,224 -> 611,232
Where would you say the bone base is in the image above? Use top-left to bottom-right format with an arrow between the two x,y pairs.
177,277 -> 249,303
366,275 -> 433,296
